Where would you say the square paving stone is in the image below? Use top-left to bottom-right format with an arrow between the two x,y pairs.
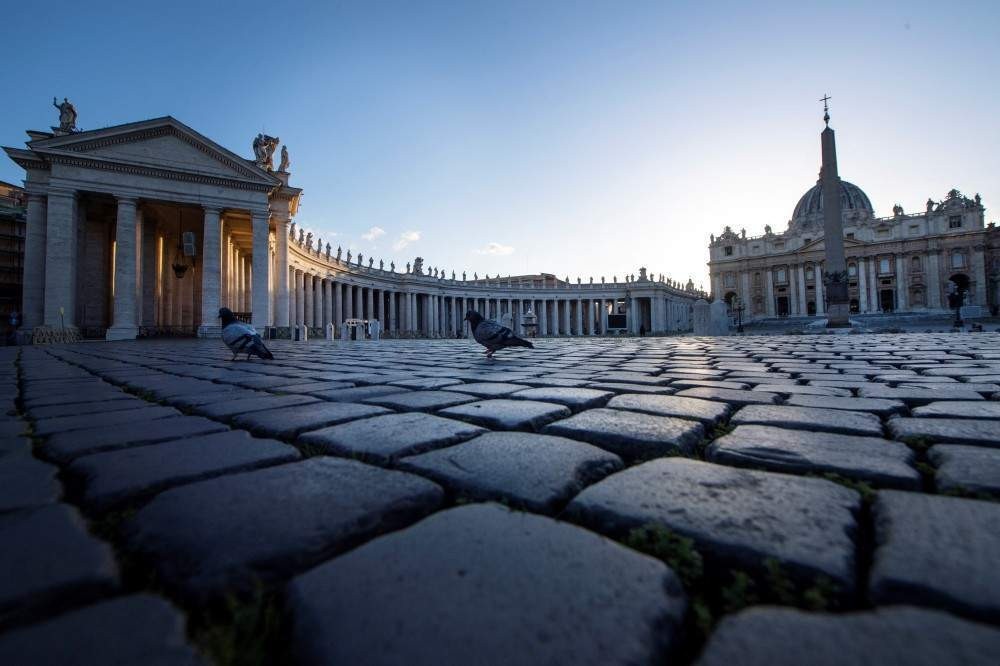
707,425 -> 919,489
286,503 -> 686,666
783,394 -> 907,416
673,387 -> 780,406
859,386 -> 984,405
587,382 -> 676,395
566,458 -> 860,592
40,416 -> 230,464
606,394 -> 731,426
870,490 -> 1000,623
32,404 -> 180,437
0,594 -> 204,665
298,412 -> 486,464
543,408 -> 703,461
28,397 -> 152,420
68,430 -> 301,511
192,393 -> 320,419
0,504 -> 119,627
752,384 -> 854,398
508,387 -> 613,412
439,399 -> 571,431
696,606 -> 1000,666
389,377 -> 465,390
912,400 -> 1000,419
311,385 -> 411,402
0,455 -> 61,511
270,381 -> 356,394
124,457 -> 443,600
398,432 -> 623,513
929,444 -> 1000,496
730,404 -> 884,437
363,390 -> 478,412
887,417 -> 1000,448
232,402 -> 391,438
669,380 -> 750,391
440,382 -> 531,397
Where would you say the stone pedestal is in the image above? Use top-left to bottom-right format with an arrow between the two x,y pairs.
692,300 -> 711,335
709,300 -> 729,336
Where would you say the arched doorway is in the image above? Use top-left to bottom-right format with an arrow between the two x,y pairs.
807,301 -> 816,316
849,299 -> 859,314
948,273 -> 971,308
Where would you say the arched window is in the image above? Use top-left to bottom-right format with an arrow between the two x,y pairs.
848,263 -> 857,277
911,256 -> 922,273
952,252 -> 966,269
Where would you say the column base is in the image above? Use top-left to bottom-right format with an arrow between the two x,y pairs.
105,326 -> 138,341
197,325 -> 223,338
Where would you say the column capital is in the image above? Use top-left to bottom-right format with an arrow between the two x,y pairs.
202,205 -> 222,215
116,195 -> 138,206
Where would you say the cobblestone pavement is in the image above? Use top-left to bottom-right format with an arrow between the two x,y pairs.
2,333 -> 1000,664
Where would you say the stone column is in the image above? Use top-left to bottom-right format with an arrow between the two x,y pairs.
973,247 -> 987,306
764,270 -> 775,317
21,194 -> 47,329
857,258 -> 868,313
274,217 -> 290,326
376,289 -> 384,325
315,276 -> 324,327
43,189 -> 78,327
324,279 -> 333,326
251,210 -> 269,328
366,286 -> 374,323
388,290 -> 396,333
107,197 -> 139,340
303,274 -> 314,328
927,252 -> 942,309
561,299 -> 570,334
295,270 -> 305,325
141,212 -> 156,326
797,265 -> 807,315
344,281 -> 353,322
197,206 -> 222,337
599,299 -> 608,334
895,255 -> 908,311
334,281 -> 343,327
539,299 -> 548,335
814,264 -> 825,316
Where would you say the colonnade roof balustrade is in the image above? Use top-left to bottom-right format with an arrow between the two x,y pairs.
286,236 -> 704,301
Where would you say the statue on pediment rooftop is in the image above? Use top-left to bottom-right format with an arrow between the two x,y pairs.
975,193 -> 982,206
336,245 -> 342,260
305,232 -> 313,250
601,276 -> 605,283
390,261 -> 395,272
413,257 -> 424,275
740,228 -> 746,239
53,97 -> 77,132
358,253 -> 363,265
927,198 -> 935,212
326,243 -> 331,258
947,188 -> 961,200
406,262 -> 411,273
253,133 -> 280,171
710,233 -> 715,243
892,204 -> 903,216
278,145 -> 290,172
613,275 -> 618,283
346,249 -> 352,263
368,257 -> 374,268
379,259 -> 384,270
297,228 -> 305,244
639,267 -> 647,281
289,222 -> 296,239
452,271 -> 456,280
316,238 -> 322,253
764,224 -> 772,235
462,271 -> 466,281
474,272 -> 478,280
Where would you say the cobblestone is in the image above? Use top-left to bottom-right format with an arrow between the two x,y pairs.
8,333 -> 1000,663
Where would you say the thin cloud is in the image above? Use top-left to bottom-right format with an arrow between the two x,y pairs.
361,226 -> 385,242
474,242 -> 515,256
393,230 -> 421,251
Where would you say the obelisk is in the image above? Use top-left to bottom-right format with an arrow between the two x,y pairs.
819,96 -> 850,327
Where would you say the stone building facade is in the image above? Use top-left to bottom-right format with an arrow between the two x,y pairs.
4,112 -> 702,340
0,180 -> 25,322
709,165 -> 997,321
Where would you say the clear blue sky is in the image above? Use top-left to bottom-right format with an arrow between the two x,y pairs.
3,0 -> 998,287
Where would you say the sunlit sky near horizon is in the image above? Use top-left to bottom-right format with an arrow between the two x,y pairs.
3,0 -> 998,287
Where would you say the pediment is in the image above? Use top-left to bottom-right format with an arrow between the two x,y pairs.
26,117 -> 279,187
798,235 -> 864,253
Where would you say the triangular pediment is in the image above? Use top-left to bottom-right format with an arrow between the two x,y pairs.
26,117 -> 280,187
798,235 -> 864,253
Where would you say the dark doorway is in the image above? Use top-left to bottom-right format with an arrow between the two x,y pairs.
776,296 -> 789,317
880,290 -> 895,312
807,301 -> 816,316
849,299 -> 859,314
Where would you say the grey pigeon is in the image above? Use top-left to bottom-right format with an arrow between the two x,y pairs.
220,308 -> 274,361
465,310 -> 533,358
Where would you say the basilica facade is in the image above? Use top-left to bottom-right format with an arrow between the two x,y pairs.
4,108 -> 701,341
708,159 -> 998,321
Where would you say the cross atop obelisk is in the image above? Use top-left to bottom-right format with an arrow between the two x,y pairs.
818,95 -> 851,327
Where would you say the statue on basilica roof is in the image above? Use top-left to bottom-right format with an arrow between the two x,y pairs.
926,198 -> 935,212
975,193 -> 982,207
369,257 -> 374,268
297,228 -> 305,244
53,97 -> 78,132
336,245 -> 342,260
252,133 -> 280,171
278,145 -> 290,172
892,204 -> 904,217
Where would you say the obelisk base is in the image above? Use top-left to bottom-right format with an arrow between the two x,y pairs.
825,303 -> 851,327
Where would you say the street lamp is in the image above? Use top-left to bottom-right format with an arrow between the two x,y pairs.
734,296 -> 745,334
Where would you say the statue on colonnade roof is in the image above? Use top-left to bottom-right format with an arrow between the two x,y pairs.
53,97 -> 78,132
278,145 -> 290,172
252,133 -> 280,171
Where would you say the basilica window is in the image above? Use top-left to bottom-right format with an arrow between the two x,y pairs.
952,252 -> 966,269
879,257 -> 891,274
724,246 -> 734,256
848,263 -> 857,277
909,224 -> 920,235
949,215 -> 962,229
776,269 -> 787,283
724,272 -> 736,287
846,232 -> 855,239
911,256 -> 922,273
806,266 -> 814,280
774,242 -> 784,250
753,272 -> 761,286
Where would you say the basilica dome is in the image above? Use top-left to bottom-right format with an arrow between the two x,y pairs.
792,178 -> 873,224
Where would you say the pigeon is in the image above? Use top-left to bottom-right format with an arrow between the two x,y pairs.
219,308 -> 274,361
465,310 -> 534,358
